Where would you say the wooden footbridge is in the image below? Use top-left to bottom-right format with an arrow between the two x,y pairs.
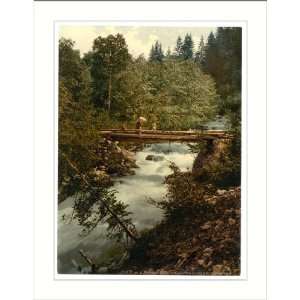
99,129 -> 231,143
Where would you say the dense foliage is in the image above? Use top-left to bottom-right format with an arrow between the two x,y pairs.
202,28 -> 242,101
114,58 -> 217,129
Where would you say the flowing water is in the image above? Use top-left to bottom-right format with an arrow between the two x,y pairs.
57,143 -> 196,274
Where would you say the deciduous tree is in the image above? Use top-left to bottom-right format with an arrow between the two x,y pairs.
90,34 -> 131,111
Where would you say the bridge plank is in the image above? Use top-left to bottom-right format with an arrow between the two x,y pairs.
98,129 -> 230,142
100,132 -> 230,142
99,129 -> 227,136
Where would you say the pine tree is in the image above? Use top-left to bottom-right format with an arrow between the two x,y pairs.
182,33 -> 194,60
202,28 -> 241,99
202,31 -> 218,78
174,36 -> 183,58
149,41 -> 164,62
166,47 -> 172,59
157,42 -> 164,62
194,35 -> 205,67
149,45 -> 156,61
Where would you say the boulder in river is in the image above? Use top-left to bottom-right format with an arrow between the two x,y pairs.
121,149 -> 136,162
145,155 -> 164,162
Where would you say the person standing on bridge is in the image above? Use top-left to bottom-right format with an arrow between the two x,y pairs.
136,116 -> 147,135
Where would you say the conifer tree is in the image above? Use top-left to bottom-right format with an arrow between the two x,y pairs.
182,33 -> 194,60
157,42 -> 164,61
201,32 -> 218,80
194,35 -> 205,67
149,41 -> 164,62
165,47 -> 172,59
174,36 -> 183,58
202,28 -> 241,99
149,45 -> 155,61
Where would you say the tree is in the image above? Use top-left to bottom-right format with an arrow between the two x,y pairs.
181,33 -> 194,60
165,47 -> 172,59
174,36 -> 183,58
149,41 -> 164,62
82,51 -> 94,67
202,28 -> 241,100
59,38 -> 91,102
202,31 -> 218,77
114,57 -> 156,122
149,45 -> 155,61
90,34 -> 131,111
194,35 -> 205,67
145,59 -> 218,129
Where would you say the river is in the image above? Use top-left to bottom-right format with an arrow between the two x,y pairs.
57,142 -> 196,274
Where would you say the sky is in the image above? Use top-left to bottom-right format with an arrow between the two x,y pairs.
59,25 -> 216,58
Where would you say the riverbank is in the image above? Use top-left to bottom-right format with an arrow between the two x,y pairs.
120,169 -> 241,275
94,139 -> 139,177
